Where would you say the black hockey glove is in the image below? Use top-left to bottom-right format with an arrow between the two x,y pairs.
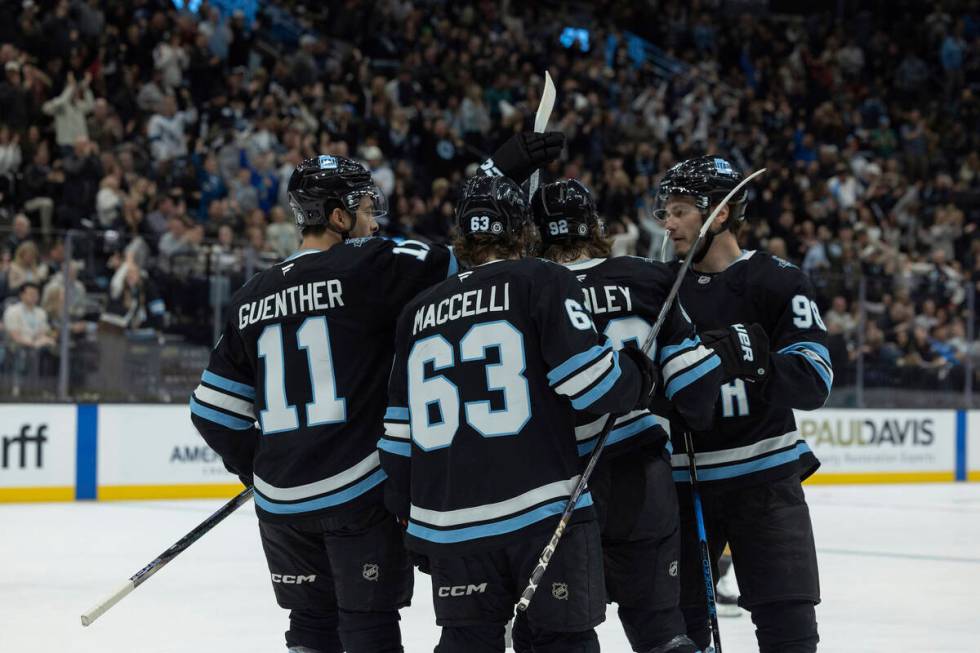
619,342 -> 659,411
701,323 -> 770,383
479,131 -> 565,184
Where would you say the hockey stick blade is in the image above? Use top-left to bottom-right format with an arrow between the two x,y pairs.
517,168 -> 767,613
528,70 -> 556,197
80,486 -> 254,626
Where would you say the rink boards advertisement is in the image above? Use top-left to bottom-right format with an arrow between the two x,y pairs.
0,405 -> 78,502
97,405 -> 239,500
797,409 -> 958,484
2,405 -> 980,501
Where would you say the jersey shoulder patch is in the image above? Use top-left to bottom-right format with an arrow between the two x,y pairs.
749,252 -> 809,298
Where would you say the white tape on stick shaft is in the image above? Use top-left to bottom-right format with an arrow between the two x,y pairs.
81,580 -> 135,627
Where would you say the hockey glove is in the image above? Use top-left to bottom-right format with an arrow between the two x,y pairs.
479,131 -> 565,184
701,323 -> 770,383
620,342 -> 659,411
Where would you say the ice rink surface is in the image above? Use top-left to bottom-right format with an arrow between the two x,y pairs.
2,483 -> 978,653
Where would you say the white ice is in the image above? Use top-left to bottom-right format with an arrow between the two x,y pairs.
2,483 -> 979,652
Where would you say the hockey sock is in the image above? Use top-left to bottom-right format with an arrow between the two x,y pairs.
528,629 -> 599,653
750,600 -> 818,653
680,605 -> 711,651
285,609 -> 342,653
435,624 -> 506,653
620,604 -> 688,651
337,609 -> 402,653
511,611 -> 534,652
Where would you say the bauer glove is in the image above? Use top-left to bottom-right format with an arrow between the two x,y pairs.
701,323 -> 770,383
619,342 -> 659,411
479,131 -> 565,184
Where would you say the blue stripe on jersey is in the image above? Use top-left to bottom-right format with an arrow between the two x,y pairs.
190,397 -> 254,430
148,299 -> 165,315
570,351 -> 622,410
659,336 -> 701,363
378,438 -> 411,457
407,492 -> 593,544
447,248 -> 459,277
385,406 -> 410,421
547,343 -> 611,386
779,342 -> 833,392
202,370 -> 256,400
254,469 -> 387,514
783,351 -> 833,393
665,355 -> 721,399
577,414 -> 661,456
672,441 -> 812,482
779,341 -> 831,364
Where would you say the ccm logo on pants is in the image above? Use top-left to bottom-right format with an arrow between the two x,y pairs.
437,583 -> 487,597
271,573 -> 317,584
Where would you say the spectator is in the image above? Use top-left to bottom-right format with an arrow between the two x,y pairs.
41,72 -> 95,152
147,93 -> 196,164
102,260 -> 166,332
4,213 -> 33,254
3,282 -> 55,394
7,240 -> 47,292
41,261 -> 87,334
266,206 -> 298,260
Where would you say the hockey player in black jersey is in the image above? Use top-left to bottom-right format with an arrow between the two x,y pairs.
190,154 -> 458,653
523,179 -> 721,653
379,175 -> 658,653
656,156 -> 830,653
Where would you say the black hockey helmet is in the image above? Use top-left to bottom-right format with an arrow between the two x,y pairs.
455,175 -> 530,239
531,179 -> 600,244
287,155 -> 387,235
654,155 -> 748,229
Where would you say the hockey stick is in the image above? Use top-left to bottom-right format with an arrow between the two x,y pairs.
684,431 -> 722,653
516,167 -> 767,613
80,486 -> 254,626
528,70 -> 556,197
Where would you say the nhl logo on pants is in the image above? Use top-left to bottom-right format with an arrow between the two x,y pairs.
362,563 -> 379,581
669,560 -> 679,577
551,582 -> 569,600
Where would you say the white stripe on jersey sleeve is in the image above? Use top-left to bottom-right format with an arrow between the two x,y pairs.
661,345 -> 714,385
193,384 -> 255,419
384,422 -> 411,440
554,351 -> 614,398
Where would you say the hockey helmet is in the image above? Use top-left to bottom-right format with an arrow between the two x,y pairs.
531,179 -> 600,244
654,155 -> 748,229
455,175 -> 530,239
287,155 -> 387,232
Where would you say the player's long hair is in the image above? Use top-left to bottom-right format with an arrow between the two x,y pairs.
452,224 -> 539,266
539,227 -> 611,264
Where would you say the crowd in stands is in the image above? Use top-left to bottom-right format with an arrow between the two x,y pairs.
0,0 -> 977,397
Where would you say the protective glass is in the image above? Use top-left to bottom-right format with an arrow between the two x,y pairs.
652,193 -> 703,225
344,185 -> 388,220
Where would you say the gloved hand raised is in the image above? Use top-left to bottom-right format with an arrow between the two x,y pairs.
479,132 -> 565,184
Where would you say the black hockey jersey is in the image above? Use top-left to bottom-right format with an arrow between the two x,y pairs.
379,258 -> 644,557
562,257 -> 722,458
190,237 -> 456,522
671,250 -> 831,487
